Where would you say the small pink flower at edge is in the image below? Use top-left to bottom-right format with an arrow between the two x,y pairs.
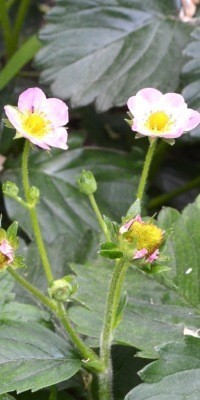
127,88 -> 200,140
4,87 -> 69,150
0,239 -> 14,269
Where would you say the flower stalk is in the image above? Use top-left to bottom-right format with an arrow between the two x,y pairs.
136,139 -> 157,202
22,140 -> 54,283
99,259 -> 129,399
88,193 -> 110,242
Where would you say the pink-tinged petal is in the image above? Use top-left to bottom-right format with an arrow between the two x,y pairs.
19,133 -> 51,150
0,240 -> 14,263
4,106 -> 22,131
127,95 -> 149,117
133,215 -> 143,223
183,109 -> 200,131
44,127 -> 68,150
134,248 -> 148,259
18,87 -> 46,113
136,88 -> 163,105
46,98 -> 69,127
147,249 -> 159,263
119,219 -> 134,234
163,93 -> 186,109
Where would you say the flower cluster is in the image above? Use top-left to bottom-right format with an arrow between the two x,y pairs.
127,88 -> 200,141
4,87 -> 68,150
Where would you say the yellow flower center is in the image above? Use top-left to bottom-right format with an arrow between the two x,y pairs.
0,252 -> 8,270
147,111 -> 171,133
125,221 -> 163,254
22,113 -> 50,137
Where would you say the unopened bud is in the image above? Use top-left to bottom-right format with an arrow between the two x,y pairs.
29,186 -> 40,202
48,276 -> 77,302
76,170 -> 97,195
3,181 -> 19,197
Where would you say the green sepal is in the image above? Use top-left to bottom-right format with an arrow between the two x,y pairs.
124,118 -> 133,127
13,131 -> 22,139
100,242 -> 123,259
0,228 -> 6,242
114,291 -> 127,329
103,215 -> 119,241
6,222 -> 18,249
12,255 -> 26,269
142,264 -> 171,275
162,138 -> 175,145
3,118 -> 15,129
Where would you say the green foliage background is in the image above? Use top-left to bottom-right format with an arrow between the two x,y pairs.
0,0 -> 200,399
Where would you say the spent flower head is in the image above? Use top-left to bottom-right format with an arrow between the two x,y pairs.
4,87 -> 69,150
127,88 -> 200,142
119,215 -> 164,264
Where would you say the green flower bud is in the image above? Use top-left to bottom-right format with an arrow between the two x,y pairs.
3,181 -> 19,197
48,276 -> 77,302
76,170 -> 97,195
29,186 -> 40,204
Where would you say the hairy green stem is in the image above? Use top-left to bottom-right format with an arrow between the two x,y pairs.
7,267 -> 102,369
22,141 -> 54,283
88,193 -> 110,241
136,139 -> 157,202
7,266 -> 57,310
148,175 -> 200,210
0,0 -> 13,58
99,259 -> 129,399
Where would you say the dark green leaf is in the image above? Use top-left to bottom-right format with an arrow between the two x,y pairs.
0,302 -> 51,326
36,0 -> 191,111
0,272 -> 14,306
0,321 -> 81,394
125,335 -> 200,400
0,395 -> 16,400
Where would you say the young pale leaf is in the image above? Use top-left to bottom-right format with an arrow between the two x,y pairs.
125,335 -> 200,400
35,0 -> 191,111
0,321 -> 81,394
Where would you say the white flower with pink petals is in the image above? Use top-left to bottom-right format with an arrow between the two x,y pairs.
4,87 -> 69,150
0,239 -> 14,270
127,88 -> 200,141
119,215 -> 164,264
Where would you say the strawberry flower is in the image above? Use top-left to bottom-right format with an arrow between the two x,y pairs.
127,88 -> 200,140
119,215 -> 164,264
4,87 -> 69,150
0,239 -> 14,270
